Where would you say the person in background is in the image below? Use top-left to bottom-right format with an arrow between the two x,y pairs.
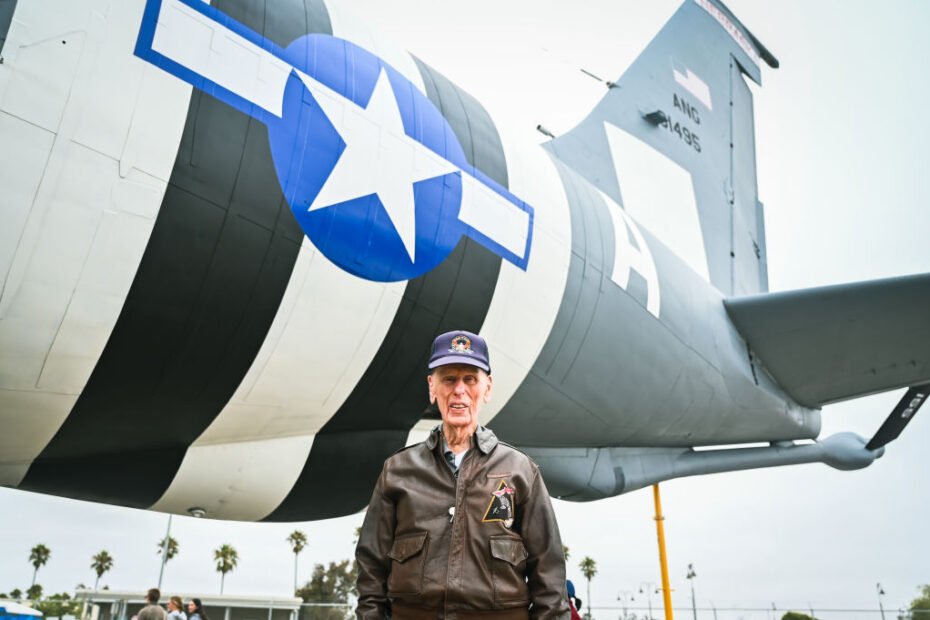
167,596 -> 186,620
566,580 -> 582,620
187,598 -> 207,620
138,589 -> 166,620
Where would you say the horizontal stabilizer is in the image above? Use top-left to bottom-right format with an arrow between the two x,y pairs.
724,274 -> 930,407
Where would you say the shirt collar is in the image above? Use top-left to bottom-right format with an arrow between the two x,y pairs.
427,424 -> 499,454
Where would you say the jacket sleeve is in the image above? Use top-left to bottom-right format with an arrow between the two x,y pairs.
355,466 -> 397,620
521,467 -> 570,620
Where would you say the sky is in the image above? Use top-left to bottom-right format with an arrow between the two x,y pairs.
2,1 -> 929,618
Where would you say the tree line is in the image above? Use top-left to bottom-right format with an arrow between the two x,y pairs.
2,530 -> 311,601
6,540 -> 927,620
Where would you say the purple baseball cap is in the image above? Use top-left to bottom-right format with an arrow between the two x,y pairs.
427,330 -> 491,373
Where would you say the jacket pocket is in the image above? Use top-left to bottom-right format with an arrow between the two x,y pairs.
387,531 -> 429,596
489,535 -> 529,605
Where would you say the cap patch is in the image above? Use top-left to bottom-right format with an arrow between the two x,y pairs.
449,334 -> 473,354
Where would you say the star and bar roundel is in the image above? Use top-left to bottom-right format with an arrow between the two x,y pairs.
134,0 -> 535,282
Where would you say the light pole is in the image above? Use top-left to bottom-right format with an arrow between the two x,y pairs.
639,582 -> 657,620
686,564 -> 697,620
617,591 -> 635,620
876,583 -> 886,620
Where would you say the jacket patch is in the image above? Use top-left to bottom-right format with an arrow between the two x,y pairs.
482,480 -> 515,528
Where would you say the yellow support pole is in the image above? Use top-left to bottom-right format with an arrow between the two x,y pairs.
653,483 -> 674,620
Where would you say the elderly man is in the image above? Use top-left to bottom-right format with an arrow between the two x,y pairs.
355,330 -> 569,620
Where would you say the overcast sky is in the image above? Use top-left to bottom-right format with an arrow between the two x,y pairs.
2,1 -> 928,618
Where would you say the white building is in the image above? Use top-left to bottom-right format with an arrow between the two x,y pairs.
73,591 -> 301,620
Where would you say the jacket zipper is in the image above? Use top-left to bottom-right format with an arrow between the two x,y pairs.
443,445 -> 474,620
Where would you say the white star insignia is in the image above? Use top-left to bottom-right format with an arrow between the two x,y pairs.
145,3 -> 533,271
296,67 -> 458,263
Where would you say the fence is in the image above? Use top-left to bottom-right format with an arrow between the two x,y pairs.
587,604 -> 930,620
7,599 -> 929,620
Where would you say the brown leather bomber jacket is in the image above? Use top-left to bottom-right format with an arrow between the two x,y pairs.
355,426 -> 569,620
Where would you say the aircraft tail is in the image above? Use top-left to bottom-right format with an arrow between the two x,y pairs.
724,273 -> 930,408
545,0 -> 777,296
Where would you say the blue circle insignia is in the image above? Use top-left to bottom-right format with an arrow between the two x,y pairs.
266,35 -> 470,282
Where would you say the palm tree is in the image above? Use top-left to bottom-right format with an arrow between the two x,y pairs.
562,545 -> 571,562
90,550 -> 114,591
29,544 -> 51,587
25,584 -> 43,601
579,556 -> 597,620
286,530 -> 308,594
156,536 -> 180,561
214,544 -> 239,594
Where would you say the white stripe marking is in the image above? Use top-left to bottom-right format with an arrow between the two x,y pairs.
157,239 -> 406,519
406,120 -> 573,439
152,435 -> 315,522
151,0 -> 292,117
673,68 -> 713,111
459,174 -> 531,260
474,118 -> 573,427
0,0 -> 193,485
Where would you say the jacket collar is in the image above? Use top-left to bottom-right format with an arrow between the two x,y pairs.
426,424 -> 499,454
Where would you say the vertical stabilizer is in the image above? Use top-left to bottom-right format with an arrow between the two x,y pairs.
545,0 -> 776,296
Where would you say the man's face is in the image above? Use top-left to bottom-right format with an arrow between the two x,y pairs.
428,363 -> 492,430
188,603 -> 195,613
